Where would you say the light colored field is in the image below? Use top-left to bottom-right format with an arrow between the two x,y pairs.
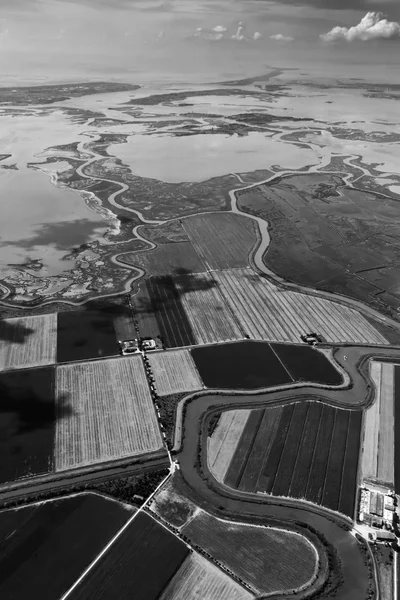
183,510 -> 318,595
361,361 -> 381,481
208,410 -> 250,483
183,212 -> 258,270
55,355 -> 163,471
213,268 -> 387,345
148,350 -> 203,395
377,363 -> 394,485
0,314 -> 57,371
160,552 -> 253,600
361,361 -> 395,486
174,272 -> 244,345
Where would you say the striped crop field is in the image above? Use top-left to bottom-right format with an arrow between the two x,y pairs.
160,552 -> 254,600
361,361 -> 395,486
172,273 -> 244,345
55,355 -> 163,471
182,212 -> 259,270
0,314 -> 57,371
212,268 -> 387,345
182,510 -> 318,596
208,410 -> 250,483
219,402 -> 362,517
146,273 -> 244,347
148,350 -> 203,395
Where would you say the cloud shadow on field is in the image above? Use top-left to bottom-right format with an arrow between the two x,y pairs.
0,318 -> 35,344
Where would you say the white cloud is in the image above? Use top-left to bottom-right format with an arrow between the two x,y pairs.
232,22 -> 245,41
212,25 -> 227,33
270,34 -> 294,42
253,31 -> 262,41
320,12 -> 400,43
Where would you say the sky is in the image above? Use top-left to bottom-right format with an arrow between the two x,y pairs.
0,0 -> 400,85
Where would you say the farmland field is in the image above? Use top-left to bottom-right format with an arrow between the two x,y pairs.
361,361 -> 395,486
361,361 -> 381,482
394,365 -> 400,494
55,356 -> 163,471
191,341 -> 342,390
120,241 -> 205,276
0,366 -> 55,484
57,311 -> 119,362
221,402 -> 362,517
131,283 -> 162,340
182,510 -> 318,595
208,410 -> 250,483
160,552 -> 253,600
191,341 -> 291,389
270,343 -> 343,386
182,212 -> 259,270
69,511 -> 189,600
237,175 -> 400,321
213,268 -> 388,345
144,273 -> 243,347
148,350 -> 203,396
0,314 -> 57,371
0,493 -> 132,600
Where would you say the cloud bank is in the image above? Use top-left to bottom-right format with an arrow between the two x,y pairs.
270,33 -> 294,42
320,11 -> 400,42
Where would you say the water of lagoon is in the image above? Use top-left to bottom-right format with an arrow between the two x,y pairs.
0,167 -> 107,277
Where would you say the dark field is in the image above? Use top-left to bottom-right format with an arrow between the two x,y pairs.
57,310 -> 120,362
133,277 -> 197,347
0,367 -> 57,484
0,493 -> 132,600
395,366 -> 400,494
120,241 -> 205,277
237,173 -> 400,320
224,402 -> 362,517
271,343 -> 343,385
70,511 -> 189,600
191,341 -> 342,390
192,341 -> 291,389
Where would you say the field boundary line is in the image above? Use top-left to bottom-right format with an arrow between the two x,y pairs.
337,411 -> 352,514
269,344 -> 295,383
60,471 -> 171,600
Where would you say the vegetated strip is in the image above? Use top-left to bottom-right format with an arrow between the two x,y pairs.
377,362 -> 395,486
361,361 -> 381,481
68,511 -> 189,600
160,552 -> 253,600
0,493 -> 132,600
394,365 -> 400,494
0,314 -> 57,371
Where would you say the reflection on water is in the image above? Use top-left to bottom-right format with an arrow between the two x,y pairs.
0,167 -> 108,276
